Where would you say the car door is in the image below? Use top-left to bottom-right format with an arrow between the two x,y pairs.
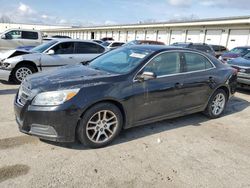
74,42 -> 105,63
20,31 -> 40,47
132,51 -> 187,123
180,51 -> 216,110
40,41 -> 76,71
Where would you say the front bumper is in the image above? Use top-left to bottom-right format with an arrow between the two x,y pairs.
14,96 -> 80,143
0,68 -> 11,81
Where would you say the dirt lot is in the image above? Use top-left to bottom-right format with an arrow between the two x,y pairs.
0,81 -> 250,188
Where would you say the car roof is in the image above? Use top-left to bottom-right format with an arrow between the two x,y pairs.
51,39 -> 103,44
126,45 -> 213,55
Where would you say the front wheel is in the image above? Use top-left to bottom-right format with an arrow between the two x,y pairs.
11,64 -> 36,84
77,103 -> 123,148
204,89 -> 227,118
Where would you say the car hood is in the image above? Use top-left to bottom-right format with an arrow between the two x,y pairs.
23,64 -> 117,92
221,52 -> 241,59
228,57 -> 250,67
0,49 -> 30,61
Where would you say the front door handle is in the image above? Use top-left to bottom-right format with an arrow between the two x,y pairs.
69,57 -> 73,59
175,83 -> 183,89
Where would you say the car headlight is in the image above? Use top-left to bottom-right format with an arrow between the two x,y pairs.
218,56 -> 222,60
32,89 -> 80,106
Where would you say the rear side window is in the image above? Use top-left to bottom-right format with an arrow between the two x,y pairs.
183,52 -> 213,72
76,42 -> 105,54
52,42 -> 74,54
144,52 -> 181,76
22,31 -> 38,40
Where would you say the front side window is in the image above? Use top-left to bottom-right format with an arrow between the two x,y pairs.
5,30 -> 21,39
144,52 -> 181,76
30,40 -> 58,53
51,42 -> 74,54
22,31 -> 38,40
183,52 -> 213,72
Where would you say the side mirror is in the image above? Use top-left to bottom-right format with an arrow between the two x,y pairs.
137,71 -> 156,82
46,49 -> 55,55
1,34 -> 6,39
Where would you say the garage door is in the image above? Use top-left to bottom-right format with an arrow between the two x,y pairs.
136,31 -> 145,40
127,31 -> 136,42
205,30 -> 222,45
170,30 -> 183,44
100,31 -> 107,39
157,30 -> 168,44
83,32 -> 88,40
186,30 -> 200,43
113,31 -> 119,41
95,31 -> 101,40
227,30 -> 250,50
146,30 -> 157,41
119,31 -> 127,42
107,31 -> 113,38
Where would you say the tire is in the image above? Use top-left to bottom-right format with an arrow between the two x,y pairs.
11,64 -> 36,84
77,102 -> 123,148
204,89 -> 227,119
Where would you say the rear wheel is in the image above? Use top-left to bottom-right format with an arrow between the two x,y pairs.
12,64 -> 36,84
204,89 -> 227,118
77,103 -> 123,148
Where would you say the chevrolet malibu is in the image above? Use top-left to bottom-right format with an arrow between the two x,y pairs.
14,45 -> 237,148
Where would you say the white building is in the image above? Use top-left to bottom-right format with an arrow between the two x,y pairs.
43,16 -> 250,50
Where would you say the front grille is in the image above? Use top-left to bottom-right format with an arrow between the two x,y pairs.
17,84 -> 32,106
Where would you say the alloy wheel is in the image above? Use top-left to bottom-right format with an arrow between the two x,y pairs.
15,67 -> 32,82
86,110 -> 118,144
211,93 -> 226,116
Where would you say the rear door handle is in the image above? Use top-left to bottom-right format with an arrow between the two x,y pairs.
69,57 -> 73,59
175,83 -> 183,89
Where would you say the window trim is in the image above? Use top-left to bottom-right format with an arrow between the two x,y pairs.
133,50 -> 216,82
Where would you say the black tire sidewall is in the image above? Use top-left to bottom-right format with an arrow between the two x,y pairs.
77,103 -> 123,148
12,64 -> 35,84
205,89 -> 227,119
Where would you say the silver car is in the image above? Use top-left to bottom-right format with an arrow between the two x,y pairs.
0,39 -> 107,83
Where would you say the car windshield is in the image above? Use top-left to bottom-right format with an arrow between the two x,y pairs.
89,47 -> 153,74
102,41 -> 111,47
230,47 -> 248,54
30,40 -> 58,53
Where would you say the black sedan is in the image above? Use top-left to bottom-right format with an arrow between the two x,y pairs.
14,45 -> 237,148
228,52 -> 250,87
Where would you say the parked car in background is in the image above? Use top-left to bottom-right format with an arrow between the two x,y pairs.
0,29 -> 42,51
92,39 -> 104,44
124,40 -> 165,46
219,46 -> 250,63
227,51 -> 250,88
210,45 -> 228,58
101,41 -> 125,50
0,39 -> 106,83
15,45 -> 237,148
101,37 -> 114,41
172,43 -> 216,57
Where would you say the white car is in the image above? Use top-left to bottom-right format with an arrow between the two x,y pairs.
101,41 -> 125,50
0,39 -> 107,83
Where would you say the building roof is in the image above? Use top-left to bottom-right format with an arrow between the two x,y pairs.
42,15 -> 250,32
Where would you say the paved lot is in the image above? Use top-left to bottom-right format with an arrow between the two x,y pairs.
0,81 -> 250,188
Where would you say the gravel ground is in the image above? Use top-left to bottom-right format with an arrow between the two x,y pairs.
0,81 -> 250,188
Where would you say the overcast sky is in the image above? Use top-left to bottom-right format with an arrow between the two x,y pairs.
0,0 -> 249,26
